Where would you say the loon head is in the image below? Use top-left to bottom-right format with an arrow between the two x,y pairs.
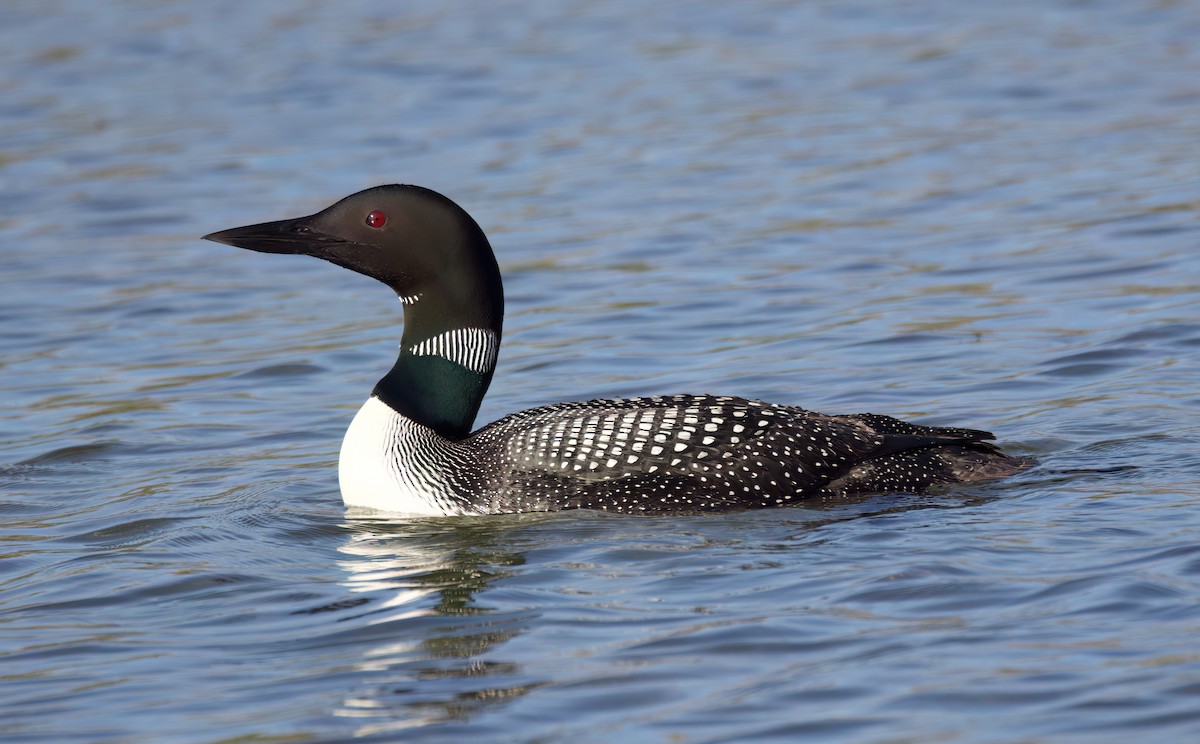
203,184 -> 503,333
205,185 -> 505,438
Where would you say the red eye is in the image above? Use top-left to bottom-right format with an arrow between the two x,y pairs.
366,210 -> 387,228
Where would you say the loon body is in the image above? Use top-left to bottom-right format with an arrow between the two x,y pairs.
205,185 -> 1023,515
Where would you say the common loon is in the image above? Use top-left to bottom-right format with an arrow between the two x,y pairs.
205,185 -> 1023,515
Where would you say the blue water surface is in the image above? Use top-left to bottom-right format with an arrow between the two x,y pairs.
3,1 -> 1200,742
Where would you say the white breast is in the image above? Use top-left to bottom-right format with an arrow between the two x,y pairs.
338,397 -> 469,515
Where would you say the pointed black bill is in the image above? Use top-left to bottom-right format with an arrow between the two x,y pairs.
203,217 -> 345,256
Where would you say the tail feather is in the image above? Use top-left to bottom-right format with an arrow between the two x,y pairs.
823,413 -> 1027,497
850,412 -> 996,442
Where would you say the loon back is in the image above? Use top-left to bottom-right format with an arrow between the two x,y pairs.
205,185 -> 1024,515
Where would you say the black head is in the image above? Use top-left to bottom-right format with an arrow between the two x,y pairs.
204,184 -> 503,330
205,184 -> 506,437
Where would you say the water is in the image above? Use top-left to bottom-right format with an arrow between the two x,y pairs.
3,0 -> 1200,741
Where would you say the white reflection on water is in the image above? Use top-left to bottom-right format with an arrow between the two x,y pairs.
331,513 -> 547,735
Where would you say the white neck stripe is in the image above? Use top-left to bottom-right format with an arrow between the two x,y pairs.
408,328 -> 498,374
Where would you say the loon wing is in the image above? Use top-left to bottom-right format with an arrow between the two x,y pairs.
465,395 -> 1015,513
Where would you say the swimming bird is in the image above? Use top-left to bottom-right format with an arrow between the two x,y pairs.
205,185 -> 1023,515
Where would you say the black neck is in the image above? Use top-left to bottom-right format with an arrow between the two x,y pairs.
373,351 -> 494,439
372,244 -> 504,440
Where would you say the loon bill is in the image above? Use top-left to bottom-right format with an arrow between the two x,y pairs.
205,184 -> 1024,515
